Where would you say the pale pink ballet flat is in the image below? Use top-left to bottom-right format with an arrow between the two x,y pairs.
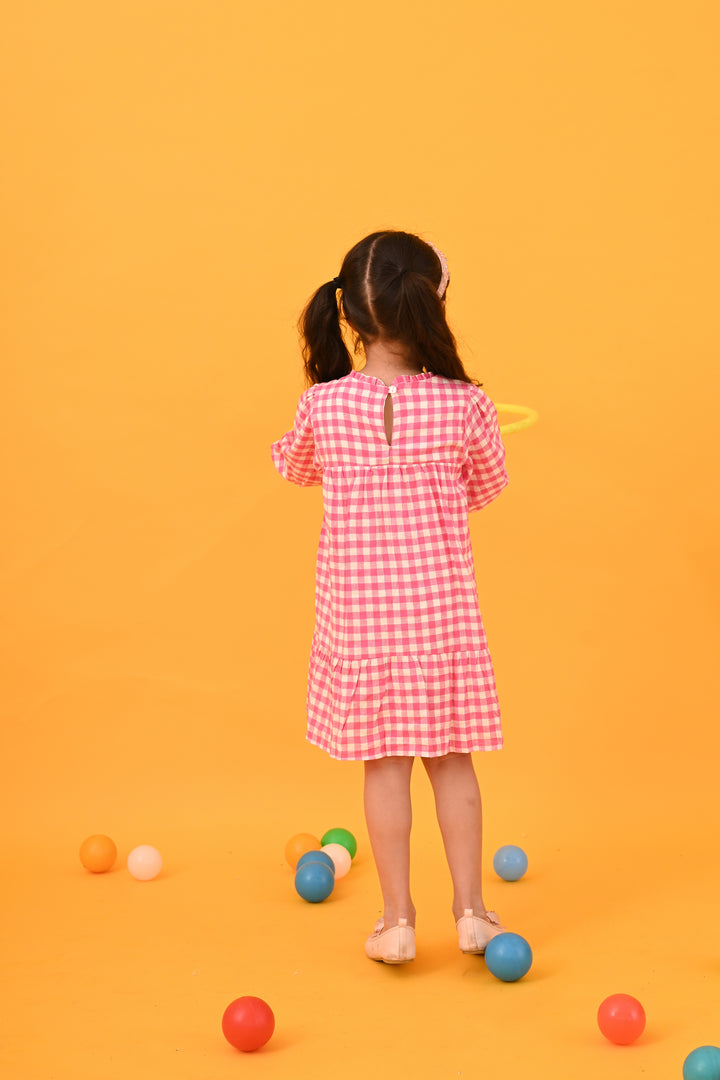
365,917 -> 416,964
456,909 -> 505,954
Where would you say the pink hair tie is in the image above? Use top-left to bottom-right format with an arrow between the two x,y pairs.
428,242 -> 450,298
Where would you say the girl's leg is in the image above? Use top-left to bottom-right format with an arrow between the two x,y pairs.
363,756 -> 416,929
421,752 -> 487,922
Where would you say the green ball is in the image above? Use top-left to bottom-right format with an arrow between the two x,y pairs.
321,827 -> 357,859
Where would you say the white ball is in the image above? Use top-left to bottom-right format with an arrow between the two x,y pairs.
321,843 -> 352,879
127,844 -> 163,881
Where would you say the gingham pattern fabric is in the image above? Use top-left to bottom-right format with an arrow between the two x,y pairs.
271,370 -> 509,760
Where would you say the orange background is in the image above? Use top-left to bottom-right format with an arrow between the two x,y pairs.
2,2 -> 719,1077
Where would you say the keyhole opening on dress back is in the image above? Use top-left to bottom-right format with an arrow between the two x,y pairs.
384,393 -> 394,446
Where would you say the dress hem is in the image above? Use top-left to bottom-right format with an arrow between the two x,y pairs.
306,733 -> 504,762
306,644 -> 503,760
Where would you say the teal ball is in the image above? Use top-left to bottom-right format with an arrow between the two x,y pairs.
296,850 -> 335,874
683,1047 -> 720,1080
294,861 -> 334,903
484,932 -> 533,982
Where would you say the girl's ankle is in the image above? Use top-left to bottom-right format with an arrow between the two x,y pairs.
453,903 -> 487,922
383,908 -> 416,928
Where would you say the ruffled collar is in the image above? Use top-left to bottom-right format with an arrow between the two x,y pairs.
349,370 -> 434,388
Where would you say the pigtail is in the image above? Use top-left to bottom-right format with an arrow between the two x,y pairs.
299,281 -> 353,386
380,270 -> 481,387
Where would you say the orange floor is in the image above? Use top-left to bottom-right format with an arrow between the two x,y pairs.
3,753 -> 720,1079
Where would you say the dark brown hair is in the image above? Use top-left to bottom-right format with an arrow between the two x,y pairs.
299,230 -> 481,386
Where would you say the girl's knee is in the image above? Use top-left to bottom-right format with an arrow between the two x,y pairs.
364,755 -> 415,774
421,751 -> 472,774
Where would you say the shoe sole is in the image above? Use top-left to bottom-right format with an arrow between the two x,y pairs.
369,955 -> 415,964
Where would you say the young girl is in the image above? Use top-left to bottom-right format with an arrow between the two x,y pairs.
271,230 -> 510,965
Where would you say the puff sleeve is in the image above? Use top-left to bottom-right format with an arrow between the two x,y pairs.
271,387 -> 323,486
462,390 -> 509,512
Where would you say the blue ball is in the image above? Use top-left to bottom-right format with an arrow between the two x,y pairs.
683,1046 -> 720,1080
294,861 -> 335,903
493,845 -> 528,881
296,850 -> 336,874
484,932 -> 533,982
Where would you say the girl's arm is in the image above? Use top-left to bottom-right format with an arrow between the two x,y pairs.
271,387 -> 323,486
462,391 -> 509,512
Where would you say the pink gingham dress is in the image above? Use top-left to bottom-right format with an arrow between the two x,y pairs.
271,370 -> 508,760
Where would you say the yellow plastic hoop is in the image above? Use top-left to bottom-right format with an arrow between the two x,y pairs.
495,403 -> 539,436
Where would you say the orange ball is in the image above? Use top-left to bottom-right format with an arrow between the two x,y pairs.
79,834 -> 117,873
284,833 -> 321,869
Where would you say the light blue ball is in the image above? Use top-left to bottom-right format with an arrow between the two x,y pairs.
294,861 -> 335,903
493,845 -> 529,881
683,1046 -> 720,1080
484,932 -> 533,982
296,850 -> 336,874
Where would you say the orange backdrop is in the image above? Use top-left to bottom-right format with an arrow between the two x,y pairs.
2,2 -> 719,1078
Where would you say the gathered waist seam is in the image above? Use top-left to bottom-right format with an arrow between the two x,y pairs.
323,460 -> 460,473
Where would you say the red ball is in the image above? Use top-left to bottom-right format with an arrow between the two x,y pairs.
222,996 -> 275,1052
597,993 -> 646,1045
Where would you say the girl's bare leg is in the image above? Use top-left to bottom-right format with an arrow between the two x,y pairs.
363,756 -> 416,929
422,752 -> 487,921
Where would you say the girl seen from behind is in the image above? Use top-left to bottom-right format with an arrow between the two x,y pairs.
272,230 -> 512,964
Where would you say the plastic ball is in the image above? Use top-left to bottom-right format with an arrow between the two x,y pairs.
284,833 -> 321,869
683,1046 -> 720,1080
493,844 -> 528,881
597,994 -> 646,1045
126,844 -> 163,881
294,860 -> 335,903
321,842 -> 352,879
296,850 -> 335,874
79,834 -> 117,873
484,932 -> 533,982
222,996 -> 275,1052
321,827 -> 357,859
